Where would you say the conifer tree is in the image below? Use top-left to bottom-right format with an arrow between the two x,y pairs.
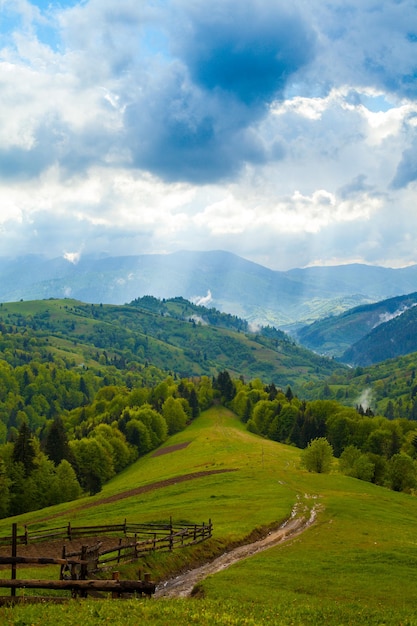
12,421 -> 36,476
44,416 -> 72,466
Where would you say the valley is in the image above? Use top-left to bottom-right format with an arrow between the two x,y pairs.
1,258 -> 417,624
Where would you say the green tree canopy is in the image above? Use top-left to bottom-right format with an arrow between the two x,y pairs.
301,437 -> 334,474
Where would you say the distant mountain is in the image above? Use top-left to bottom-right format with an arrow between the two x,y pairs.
296,291 -> 417,367
1,251 -> 417,328
341,301 -> 417,367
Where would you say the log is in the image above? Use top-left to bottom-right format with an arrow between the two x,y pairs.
0,578 -> 156,594
0,556 -> 88,566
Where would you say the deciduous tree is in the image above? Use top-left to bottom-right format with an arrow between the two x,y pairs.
301,437 -> 334,474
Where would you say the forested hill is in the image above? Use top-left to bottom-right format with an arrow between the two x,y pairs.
0,297 -> 339,386
296,292 -> 417,360
341,302 -> 417,366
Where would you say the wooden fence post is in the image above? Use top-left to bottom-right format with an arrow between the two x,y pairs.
169,517 -> 173,551
112,571 -> 120,598
60,545 -> 66,580
24,525 -> 28,545
67,522 -> 72,541
11,523 -> 17,598
80,546 -> 88,597
117,538 -> 122,563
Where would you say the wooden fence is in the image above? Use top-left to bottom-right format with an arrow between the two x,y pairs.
0,518 -> 212,551
0,518 -> 212,602
0,521 -> 187,603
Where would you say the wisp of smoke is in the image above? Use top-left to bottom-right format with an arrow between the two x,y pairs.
355,388 -> 373,411
192,289 -> 213,307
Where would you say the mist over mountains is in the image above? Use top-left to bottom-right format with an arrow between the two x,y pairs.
1,251 -> 417,331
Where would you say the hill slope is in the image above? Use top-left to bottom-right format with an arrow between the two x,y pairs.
2,408 -> 417,625
0,297 -> 340,387
342,301 -> 417,366
297,292 -> 417,358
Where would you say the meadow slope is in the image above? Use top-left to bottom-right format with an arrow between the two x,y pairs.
2,407 -> 417,625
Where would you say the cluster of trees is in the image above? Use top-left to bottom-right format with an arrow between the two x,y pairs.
2,339 -> 417,523
300,437 -> 417,492
0,355 -> 174,446
0,372 -> 212,518
307,358 -> 417,422
217,372 -> 417,493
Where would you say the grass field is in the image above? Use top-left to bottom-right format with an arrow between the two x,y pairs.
2,407 -> 417,624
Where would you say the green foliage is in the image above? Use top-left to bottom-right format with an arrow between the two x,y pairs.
388,453 -> 417,492
339,446 -> 375,482
44,416 -> 73,466
0,298 -> 341,402
125,419 -> 152,456
53,460 -> 82,503
0,458 -> 10,517
301,437 -> 334,473
12,422 -> 36,475
70,437 -> 114,495
162,396 -> 188,435
4,408 -> 417,624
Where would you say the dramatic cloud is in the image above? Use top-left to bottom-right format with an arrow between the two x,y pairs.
1,0 -> 417,270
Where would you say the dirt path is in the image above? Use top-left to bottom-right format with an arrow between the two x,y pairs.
34,468 -> 237,524
155,497 -> 319,599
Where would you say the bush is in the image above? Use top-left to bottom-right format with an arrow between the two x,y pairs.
301,437 -> 334,473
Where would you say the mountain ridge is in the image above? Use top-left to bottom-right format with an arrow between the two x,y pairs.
1,251 -> 417,328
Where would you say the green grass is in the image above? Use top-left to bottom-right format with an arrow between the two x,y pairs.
2,407 -> 417,624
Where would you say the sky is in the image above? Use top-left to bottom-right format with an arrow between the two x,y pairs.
1,0 -> 417,270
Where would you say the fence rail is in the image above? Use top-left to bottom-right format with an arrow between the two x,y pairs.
0,519 -> 213,570
0,518 -> 212,603
0,518 -> 212,549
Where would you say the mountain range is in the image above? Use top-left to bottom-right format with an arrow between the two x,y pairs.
2,250 -> 417,330
296,292 -> 417,362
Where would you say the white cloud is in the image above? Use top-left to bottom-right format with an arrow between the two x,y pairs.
0,0 -> 416,272
63,251 -> 81,264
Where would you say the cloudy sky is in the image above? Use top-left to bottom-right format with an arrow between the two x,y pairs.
1,0 -> 417,270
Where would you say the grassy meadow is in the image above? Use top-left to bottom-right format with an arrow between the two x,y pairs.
2,407 -> 417,624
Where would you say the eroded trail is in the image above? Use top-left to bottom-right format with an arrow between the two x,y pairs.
155,497 -> 319,599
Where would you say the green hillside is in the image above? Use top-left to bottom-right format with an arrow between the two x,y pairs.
296,291 -> 417,358
2,407 -> 417,624
298,350 -> 417,422
0,297 -> 340,386
342,303 -> 417,366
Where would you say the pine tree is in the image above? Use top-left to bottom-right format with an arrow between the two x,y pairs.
44,416 -> 72,466
189,388 -> 200,419
12,422 -> 36,476
0,458 -> 10,518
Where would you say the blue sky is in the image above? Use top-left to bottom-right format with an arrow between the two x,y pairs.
1,0 -> 417,270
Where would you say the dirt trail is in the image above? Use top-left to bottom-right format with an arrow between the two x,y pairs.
33,468 -> 237,525
155,497 -> 319,599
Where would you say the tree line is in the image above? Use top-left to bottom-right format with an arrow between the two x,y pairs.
3,357 -> 417,520
218,371 -> 417,493
0,371 -> 212,518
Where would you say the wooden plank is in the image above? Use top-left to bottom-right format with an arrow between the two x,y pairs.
0,556 -> 89,566
0,579 -> 156,594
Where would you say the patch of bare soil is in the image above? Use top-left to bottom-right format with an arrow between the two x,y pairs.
152,441 -> 191,457
42,468 -> 237,520
0,536 -> 117,562
0,469 -> 237,561
154,498 -> 319,599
